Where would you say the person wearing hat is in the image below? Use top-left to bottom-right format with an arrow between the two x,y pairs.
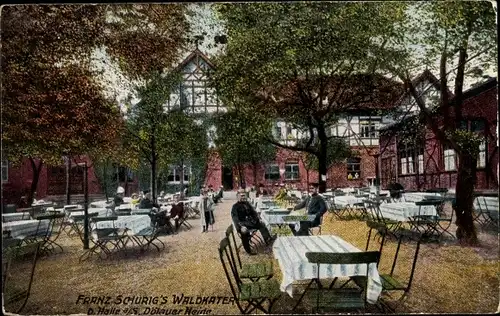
139,192 -> 159,209
256,183 -> 268,198
231,189 -> 275,255
200,186 -> 215,233
114,186 -> 125,207
290,183 -> 327,236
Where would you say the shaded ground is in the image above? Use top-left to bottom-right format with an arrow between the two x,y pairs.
4,193 -> 499,315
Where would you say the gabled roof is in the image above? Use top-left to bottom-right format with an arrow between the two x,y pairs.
380,76 -> 498,133
175,48 -> 215,73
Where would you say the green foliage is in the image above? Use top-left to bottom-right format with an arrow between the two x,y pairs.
213,108 -> 276,169
211,3 -> 405,190
446,130 -> 482,157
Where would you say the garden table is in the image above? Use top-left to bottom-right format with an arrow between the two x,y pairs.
95,215 -> 151,235
261,210 -> 315,228
2,212 -> 31,222
403,192 -> 443,203
333,195 -> 364,207
90,200 -> 112,208
378,202 -> 437,222
273,235 -> 382,306
69,208 -> 110,219
2,219 -> 50,239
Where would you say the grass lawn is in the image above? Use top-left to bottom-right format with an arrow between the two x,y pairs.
3,198 -> 498,314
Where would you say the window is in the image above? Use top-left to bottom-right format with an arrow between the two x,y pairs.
398,142 -> 424,175
359,119 -> 378,138
417,149 -> 424,174
285,162 -> 300,180
443,144 -> 457,171
478,140 -> 487,168
167,165 -> 191,183
286,126 -> 293,138
275,126 -> 283,139
265,164 -> 280,181
347,157 -> 361,180
1,159 -> 8,182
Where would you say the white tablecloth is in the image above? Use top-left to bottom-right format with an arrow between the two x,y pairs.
273,235 -> 382,304
378,202 -> 437,222
69,208 -> 110,219
2,212 -> 31,222
95,215 -> 151,235
403,192 -> 442,203
90,200 -> 113,208
64,204 -> 83,210
261,210 -> 315,226
334,196 -> 365,207
339,188 -> 357,194
3,219 -> 50,238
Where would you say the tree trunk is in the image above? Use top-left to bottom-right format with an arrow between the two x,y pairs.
180,158 -> 185,199
252,160 -> 258,188
151,136 -> 157,203
66,156 -> 71,205
103,161 -> 109,202
238,165 -> 244,189
454,151 -> 478,245
317,125 -> 328,193
28,158 -> 43,206
124,167 -> 129,197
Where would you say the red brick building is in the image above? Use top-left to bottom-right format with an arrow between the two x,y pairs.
379,75 -> 498,191
1,156 -> 139,206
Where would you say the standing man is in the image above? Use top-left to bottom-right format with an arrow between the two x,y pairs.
231,190 -> 275,255
290,183 -> 327,236
200,187 -> 215,233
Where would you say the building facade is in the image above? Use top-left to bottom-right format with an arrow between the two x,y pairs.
1,156 -> 139,206
379,73 -> 498,191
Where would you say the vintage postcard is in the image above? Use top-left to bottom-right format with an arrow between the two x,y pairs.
1,2 -> 498,315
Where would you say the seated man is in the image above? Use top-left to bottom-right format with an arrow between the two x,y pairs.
231,190 -> 275,255
289,183 -> 327,236
138,193 -> 158,209
212,186 -> 223,204
113,187 -> 125,207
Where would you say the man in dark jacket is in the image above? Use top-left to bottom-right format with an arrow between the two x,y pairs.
290,183 -> 327,236
113,186 -> 125,207
139,192 -> 160,209
231,190 -> 275,255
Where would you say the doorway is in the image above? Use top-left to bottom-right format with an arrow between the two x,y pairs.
222,166 -> 233,190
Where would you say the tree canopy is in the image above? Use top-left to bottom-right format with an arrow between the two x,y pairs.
211,2 -> 405,191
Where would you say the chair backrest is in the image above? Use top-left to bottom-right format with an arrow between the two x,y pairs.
306,251 -> 380,265
218,237 -> 243,312
225,225 -> 242,270
4,204 -> 17,214
114,208 -> 131,216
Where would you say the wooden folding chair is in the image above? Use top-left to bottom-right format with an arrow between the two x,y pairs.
133,225 -> 165,253
225,225 -> 273,282
351,231 -> 422,312
219,237 -> 281,314
79,216 -> 126,262
302,251 -> 380,313
32,213 -> 66,255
